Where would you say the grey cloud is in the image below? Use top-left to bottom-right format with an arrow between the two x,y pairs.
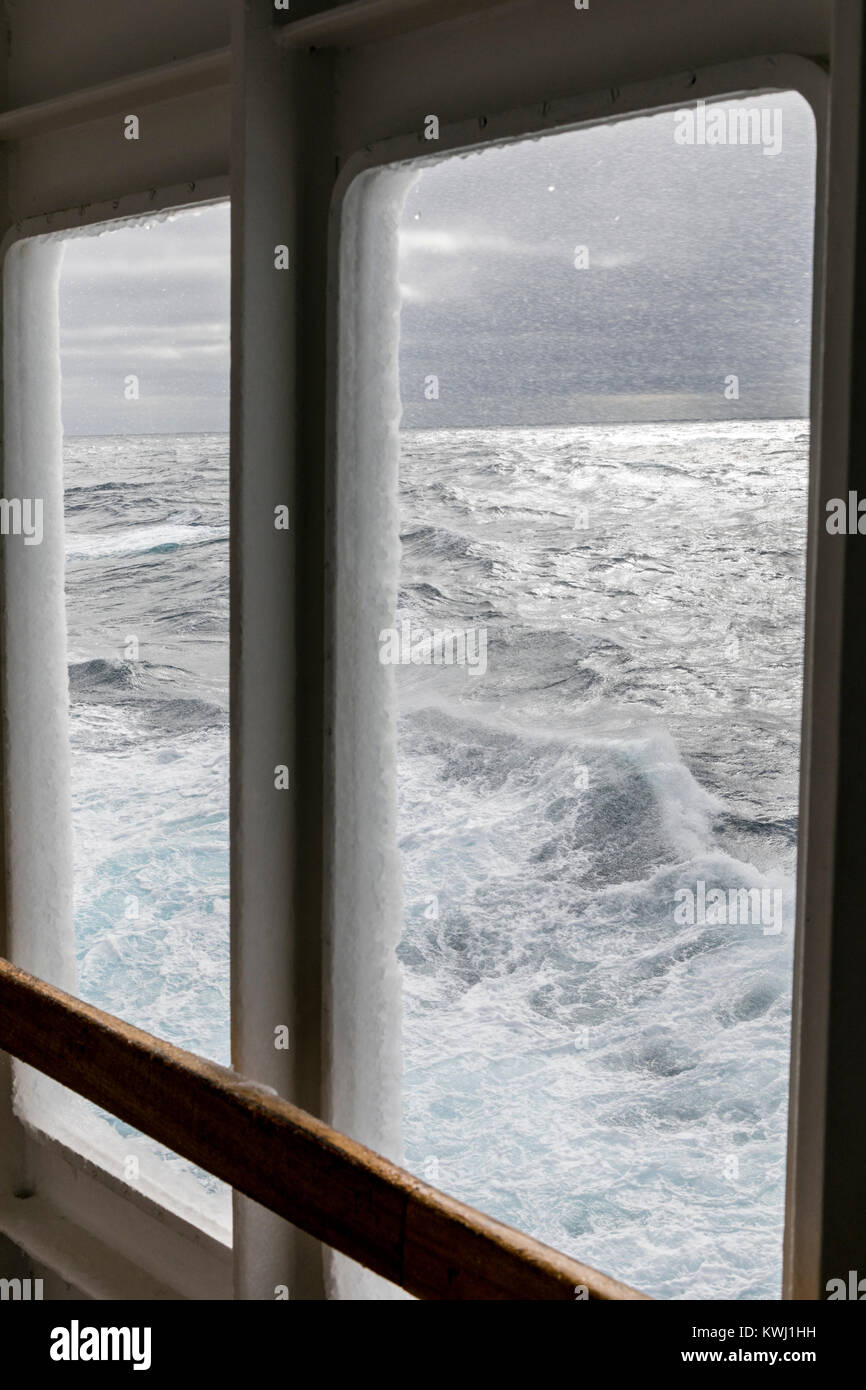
398,92 -> 816,427
60,202 -> 230,436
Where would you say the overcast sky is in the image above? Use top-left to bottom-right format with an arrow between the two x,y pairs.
58,92 -> 815,435
399,91 -> 816,426
59,202 -> 230,437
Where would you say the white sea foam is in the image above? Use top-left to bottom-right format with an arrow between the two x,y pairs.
66,522 -> 228,559
396,419 -> 807,1300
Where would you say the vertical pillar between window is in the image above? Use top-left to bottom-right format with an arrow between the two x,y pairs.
2,236 -> 76,1133
326,163 -> 416,1300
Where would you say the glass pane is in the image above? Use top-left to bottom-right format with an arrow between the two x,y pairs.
394,94 -> 815,1299
59,203 -> 231,1227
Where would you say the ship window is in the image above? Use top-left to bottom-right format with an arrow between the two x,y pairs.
3,203 -> 231,1234
335,91 -> 815,1299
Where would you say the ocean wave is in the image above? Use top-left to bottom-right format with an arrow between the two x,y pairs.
396,419 -> 807,1299
69,657 -> 144,694
69,658 -> 225,733
400,524 -> 494,568
66,523 -> 229,560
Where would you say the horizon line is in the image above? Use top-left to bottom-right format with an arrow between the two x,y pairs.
63,415 -> 811,441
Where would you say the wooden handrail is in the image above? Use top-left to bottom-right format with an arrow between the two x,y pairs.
0,957 -> 648,1299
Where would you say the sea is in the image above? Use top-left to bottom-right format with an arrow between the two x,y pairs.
64,416 -> 807,1299
64,435 -> 231,1058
